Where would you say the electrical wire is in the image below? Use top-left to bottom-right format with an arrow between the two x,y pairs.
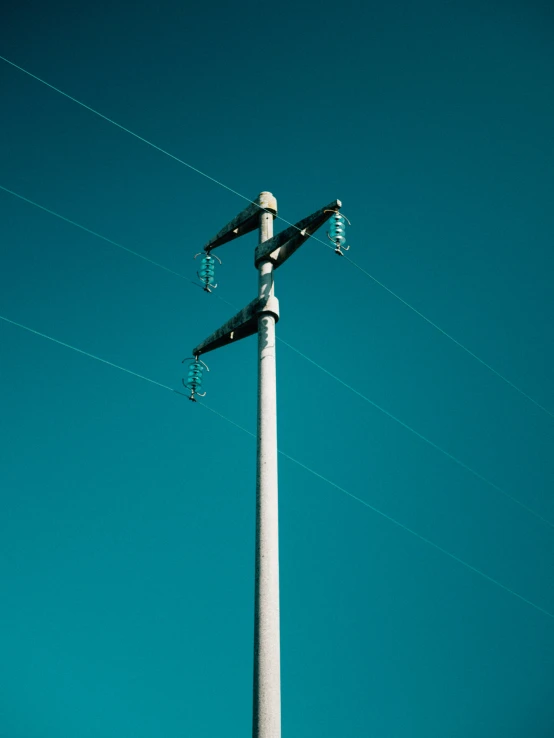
342,254 -> 554,419
1,312 -> 552,621
0,184 -> 203,289
0,57 -> 254,208
2,53 -> 551,419
0,184 -> 238,311
0,315 -> 174,391
272,444 -> 554,621
1,182 -> 551,529
277,337 -> 554,529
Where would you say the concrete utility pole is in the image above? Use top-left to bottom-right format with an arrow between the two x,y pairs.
253,205 -> 281,737
190,192 -> 341,738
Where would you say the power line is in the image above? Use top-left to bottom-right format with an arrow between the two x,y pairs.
1,182 -> 551,529
272,443 -> 554,621
278,338 -> 554,529
0,57 -> 254,208
0,184 -> 203,289
342,254 -> 554,420
2,53 -> 551,420
0,184 -> 238,311
0,315 -> 174,391
1,312 -> 552,621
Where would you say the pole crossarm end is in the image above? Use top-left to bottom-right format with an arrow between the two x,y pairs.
254,199 -> 342,268
203,192 -> 278,252
193,294 -> 280,356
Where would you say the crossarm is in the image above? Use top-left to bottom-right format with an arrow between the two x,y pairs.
254,199 -> 341,268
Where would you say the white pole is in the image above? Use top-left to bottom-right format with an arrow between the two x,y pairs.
252,196 -> 281,738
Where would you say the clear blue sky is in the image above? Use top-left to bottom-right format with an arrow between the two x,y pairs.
1,1 -> 553,736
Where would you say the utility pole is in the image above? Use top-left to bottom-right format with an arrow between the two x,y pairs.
254,204 -> 281,738
187,192 -> 343,738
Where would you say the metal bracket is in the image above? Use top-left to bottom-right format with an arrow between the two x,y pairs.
193,294 -> 280,356
203,192 -> 278,252
254,199 -> 341,269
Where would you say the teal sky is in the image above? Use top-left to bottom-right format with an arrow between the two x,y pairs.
1,1 -> 553,736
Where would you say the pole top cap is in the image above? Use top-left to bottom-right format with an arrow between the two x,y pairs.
258,192 -> 278,216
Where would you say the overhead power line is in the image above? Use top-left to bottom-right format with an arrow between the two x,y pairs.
278,338 -> 554,529
0,185 -> 203,288
342,255 -> 554,419
0,315 -> 174,391
1,183 -> 550,530
0,57 -> 252,207
1,53 -> 551,419
1,312 -> 552,621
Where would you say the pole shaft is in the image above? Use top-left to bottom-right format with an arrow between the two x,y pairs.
253,207 -> 281,738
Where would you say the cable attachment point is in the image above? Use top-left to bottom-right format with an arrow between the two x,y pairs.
194,249 -> 222,292
182,355 -> 209,401
325,210 -> 351,256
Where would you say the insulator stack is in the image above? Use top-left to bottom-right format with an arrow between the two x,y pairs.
183,357 -> 208,401
196,250 -> 221,292
327,212 -> 350,255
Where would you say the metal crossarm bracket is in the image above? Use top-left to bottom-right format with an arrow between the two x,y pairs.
192,294 -> 280,356
203,192 -> 278,252
254,199 -> 341,268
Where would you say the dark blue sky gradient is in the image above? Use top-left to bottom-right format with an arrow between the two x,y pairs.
1,1 -> 553,736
